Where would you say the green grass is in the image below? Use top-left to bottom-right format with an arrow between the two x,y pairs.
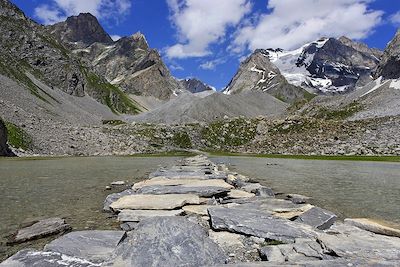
172,132 -> 192,149
102,120 -> 126,126
5,122 -> 32,150
315,102 -> 362,120
207,151 -> 400,162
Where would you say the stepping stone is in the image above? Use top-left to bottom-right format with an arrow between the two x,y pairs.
137,185 -> 230,197
133,178 -> 233,190
103,189 -> 135,212
0,249 -> 98,267
227,189 -> 256,199
117,209 -> 184,222
8,218 -> 71,244
344,218 -> 400,238
183,205 -> 214,216
44,230 -> 126,263
105,217 -> 226,266
295,207 -> 337,230
208,207 -> 316,243
110,194 -> 200,210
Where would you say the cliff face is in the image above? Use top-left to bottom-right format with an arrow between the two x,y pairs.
375,29 -> 400,79
0,118 -> 15,157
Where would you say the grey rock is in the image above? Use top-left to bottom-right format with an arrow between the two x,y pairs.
375,29 -> 400,79
105,217 -> 226,266
103,189 -> 135,212
120,222 -> 138,231
44,230 -> 126,263
295,207 -> 337,230
117,209 -> 184,222
208,207 -> 316,243
136,184 -> 230,197
180,78 -> 214,93
0,118 -> 15,157
0,249 -> 98,267
255,187 -> 275,197
215,258 -> 399,266
8,218 -> 71,244
287,194 -> 311,204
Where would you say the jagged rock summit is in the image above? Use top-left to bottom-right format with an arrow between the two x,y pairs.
223,50 -> 313,103
180,78 -> 214,93
375,29 -> 400,79
49,13 -> 114,49
261,37 -> 382,94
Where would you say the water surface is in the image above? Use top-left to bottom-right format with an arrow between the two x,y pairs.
211,156 -> 400,225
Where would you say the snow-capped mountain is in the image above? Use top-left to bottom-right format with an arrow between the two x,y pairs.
261,37 -> 382,94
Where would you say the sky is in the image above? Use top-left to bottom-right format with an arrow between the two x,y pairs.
10,0 -> 400,90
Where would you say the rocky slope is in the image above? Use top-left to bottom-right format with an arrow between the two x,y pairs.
375,29 -> 400,79
0,0 -> 141,114
53,13 -> 185,100
180,78 -> 214,93
0,118 -> 15,157
223,50 -> 313,103
261,37 -> 382,94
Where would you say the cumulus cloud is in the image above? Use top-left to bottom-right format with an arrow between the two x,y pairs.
232,0 -> 383,52
34,0 -> 131,25
166,0 -> 251,59
199,58 -> 226,70
390,11 -> 400,26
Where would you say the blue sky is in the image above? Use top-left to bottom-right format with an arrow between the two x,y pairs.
11,0 -> 400,90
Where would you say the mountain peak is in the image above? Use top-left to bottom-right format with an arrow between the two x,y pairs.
130,32 -> 149,49
375,28 -> 400,79
49,12 -> 113,48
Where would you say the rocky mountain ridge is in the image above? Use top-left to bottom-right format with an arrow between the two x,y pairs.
375,29 -> 400,79
180,78 -> 214,93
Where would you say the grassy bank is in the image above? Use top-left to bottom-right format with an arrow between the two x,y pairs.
207,151 -> 400,162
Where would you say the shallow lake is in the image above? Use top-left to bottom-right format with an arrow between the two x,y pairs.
211,156 -> 400,225
0,155 -> 399,260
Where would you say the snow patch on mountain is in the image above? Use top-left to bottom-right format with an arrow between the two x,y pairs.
390,79 -> 400,90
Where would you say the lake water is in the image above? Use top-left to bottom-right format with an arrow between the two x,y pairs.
0,156 -> 399,260
211,157 -> 400,225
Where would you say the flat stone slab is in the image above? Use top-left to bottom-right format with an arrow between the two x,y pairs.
208,207 -> 316,243
8,218 -> 71,244
0,249 -> 98,267
317,223 -> 400,262
105,217 -> 226,266
136,185 -> 230,197
287,194 -> 312,204
103,189 -> 135,212
133,178 -> 233,190
44,230 -> 126,263
110,194 -> 200,210
295,207 -> 337,230
227,189 -> 256,199
183,205 -> 214,216
344,218 -> 400,238
117,209 -> 184,222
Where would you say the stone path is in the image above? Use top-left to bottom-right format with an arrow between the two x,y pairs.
2,155 -> 400,266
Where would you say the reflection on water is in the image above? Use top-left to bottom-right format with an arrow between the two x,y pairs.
0,156 -> 181,260
211,157 -> 400,225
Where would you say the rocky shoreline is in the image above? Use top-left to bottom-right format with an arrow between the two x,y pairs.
2,155 -> 400,266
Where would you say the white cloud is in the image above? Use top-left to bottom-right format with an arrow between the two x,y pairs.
34,0 -> 131,25
111,34 -> 122,41
232,0 -> 383,52
166,0 -> 251,59
170,64 -> 184,71
199,58 -> 225,70
390,11 -> 400,26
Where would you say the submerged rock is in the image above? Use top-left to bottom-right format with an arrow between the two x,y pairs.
0,249 -> 98,267
109,194 -> 200,210
105,217 -> 226,266
8,218 -> 71,244
44,230 -> 126,263
295,207 -> 337,230
208,207 -> 316,243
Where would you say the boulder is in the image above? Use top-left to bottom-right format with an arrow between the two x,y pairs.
44,230 -> 126,263
8,218 -> 71,244
344,218 -> 400,238
117,209 -> 184,222
110,194 -> 200,210
0,249 -> 98,267
208,207 -> 316,243
105,217 -> 226,266
295,207 -> 337,230
136,185 -> 230,197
